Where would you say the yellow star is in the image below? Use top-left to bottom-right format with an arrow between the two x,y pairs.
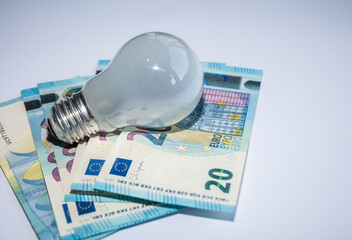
215,99 -> 226,108
229,112 -> 241,121
222,140 -> 234,146
176,144 -> 187,151
232,128 -> 244,136
201,145 -> 213,152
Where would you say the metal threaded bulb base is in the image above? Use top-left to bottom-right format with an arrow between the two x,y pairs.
48,92 -> 101,144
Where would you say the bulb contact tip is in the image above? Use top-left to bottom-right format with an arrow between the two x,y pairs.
48,92 -> 101,144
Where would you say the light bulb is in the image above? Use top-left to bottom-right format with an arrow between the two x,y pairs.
48,32 -> 203,143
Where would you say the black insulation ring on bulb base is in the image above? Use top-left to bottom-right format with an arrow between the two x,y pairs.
46,118 -> 58,139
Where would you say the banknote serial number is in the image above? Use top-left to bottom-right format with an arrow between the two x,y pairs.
0,121 -> 11,145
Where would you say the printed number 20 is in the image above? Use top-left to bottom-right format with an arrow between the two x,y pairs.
205,168 -> 233,193
127,131 -> 167,146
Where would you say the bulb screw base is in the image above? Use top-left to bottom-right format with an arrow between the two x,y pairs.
48,92 -> 101,144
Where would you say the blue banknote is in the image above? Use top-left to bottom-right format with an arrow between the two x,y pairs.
22,87 -> 118,239
93,62 -> 263,212
0,97 -> 59,240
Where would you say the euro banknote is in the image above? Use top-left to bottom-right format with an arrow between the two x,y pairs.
1,96 -> 114,240
0,97 -> 59,240
35,77 -> 179,238
94,62 -> 263,212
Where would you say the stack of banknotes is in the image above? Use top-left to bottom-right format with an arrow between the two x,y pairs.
0,60 -> 263,239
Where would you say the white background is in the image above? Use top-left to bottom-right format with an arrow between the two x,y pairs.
1,0 -> 352,239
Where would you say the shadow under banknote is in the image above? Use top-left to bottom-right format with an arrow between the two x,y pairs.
179,208 -> 235,221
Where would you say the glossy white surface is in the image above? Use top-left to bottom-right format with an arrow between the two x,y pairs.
0,1 -> 352,240
83,32 -> 203,130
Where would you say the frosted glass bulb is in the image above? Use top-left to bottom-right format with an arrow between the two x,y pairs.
48,32 -> 203,143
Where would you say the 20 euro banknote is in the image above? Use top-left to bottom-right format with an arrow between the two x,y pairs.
0,97 -> 59,239
1,97 -> 114,239
94,62 -> 263,212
